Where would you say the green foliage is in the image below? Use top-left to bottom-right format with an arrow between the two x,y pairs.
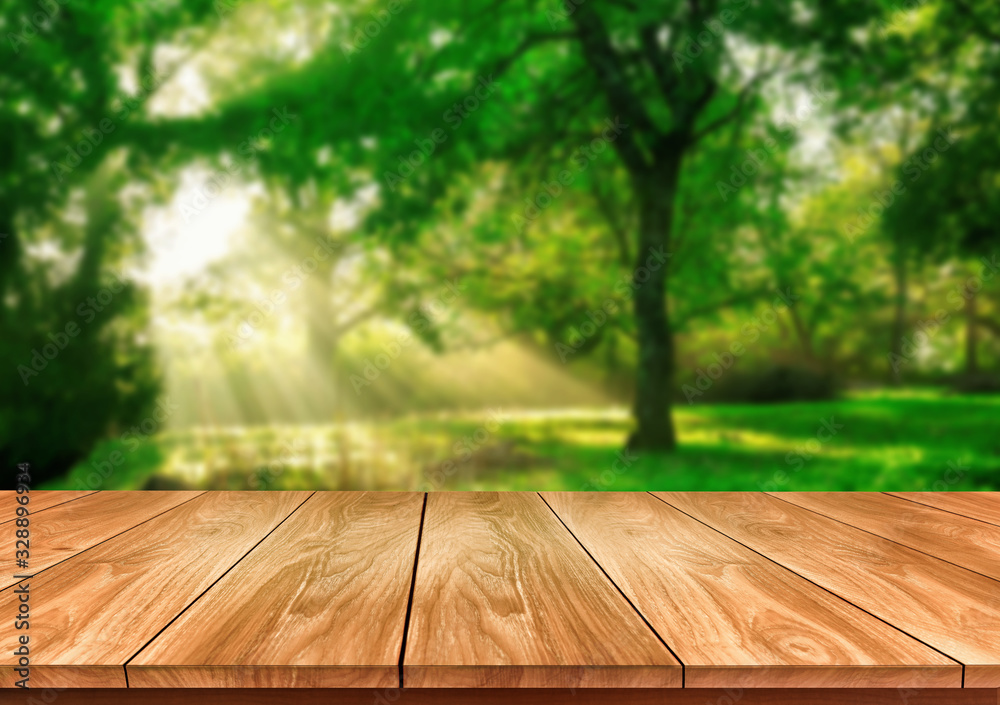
874,1 -> 1000,256
1,2 -> 217,484
680,365 -> 839,405
4,0 -> 1000,484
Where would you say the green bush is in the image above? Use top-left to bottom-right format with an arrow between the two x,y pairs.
680,365 -> 838,404
952,372 -> 1000,395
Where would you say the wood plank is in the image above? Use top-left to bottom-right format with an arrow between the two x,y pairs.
403,492 -> 682,688
774,492 -> 1000,582
1,491 -> 204,588
541,492 -> 959,689
1,490 -> 99,523
2,690 -> 997,705
888,493 -> 1000,528
0,491 -> 311,689
655,492 -> 1000,688
128,492 -> 424,688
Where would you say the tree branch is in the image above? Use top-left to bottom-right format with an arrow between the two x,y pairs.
673,288 -> 774,328
691,63 -> 782,143
976,316 -> 1000,337
639,23 -> 676,103
589,178 -> 633,267
953,0 -> 1000,43
570,2 -> 659,173
492,30 -> 580,79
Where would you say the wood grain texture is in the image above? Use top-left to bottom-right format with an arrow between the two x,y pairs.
656,492 -> 1000,688
403,492 -> 681,688
542,492 -> 959,689
1,491 -> 204,588
888,492 -> 1000,528
774,492 -> 1000,582
3,690 -> 998,705
128,492 -> 424,688
0,491 -> 310,689
1,490 -> 99,523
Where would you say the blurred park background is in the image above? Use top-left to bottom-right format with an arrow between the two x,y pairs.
2,0 -> 999,492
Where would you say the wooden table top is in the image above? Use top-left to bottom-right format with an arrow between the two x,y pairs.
3,491 -> 1000,692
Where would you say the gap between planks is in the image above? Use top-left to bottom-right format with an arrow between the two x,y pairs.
122,492 -> 317,677
546,492 -> 959,689
647,492 -> 969,688
397,493 -> 428,689
885,492 -> 1000,529
536,491 -> 688,687
768,493 -> 1000,593
400,492 -> 682,688
0,490 -> 100,525
10,491 -> 994,691
0,492 -> 205,593
125,492 -> 423,688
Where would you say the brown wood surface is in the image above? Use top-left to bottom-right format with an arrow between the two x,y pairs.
128,492 -> 424,688
0,491 -> 311,689
542,492 -> 959,689
2,689 -> 997,705
1,490 -> 99,523
656,492 -> 1000,688
774,492 -> 1000,582
402,492 -> 682,688
889,492 -> 1000,528
3,491 -> 1000,692
1,491 -> 204,588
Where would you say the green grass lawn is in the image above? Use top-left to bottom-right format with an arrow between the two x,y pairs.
51,389 -> 1000,491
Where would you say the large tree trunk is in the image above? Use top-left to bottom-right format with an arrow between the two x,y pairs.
786,304 -> 816,363
627,163 -> 680,453
964,284 -> 979,376
0,201 -> 27,327
888,239 -> 908,385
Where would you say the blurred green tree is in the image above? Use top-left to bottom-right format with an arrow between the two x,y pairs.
193,0 -> 892,451
0,1 -> 216,483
